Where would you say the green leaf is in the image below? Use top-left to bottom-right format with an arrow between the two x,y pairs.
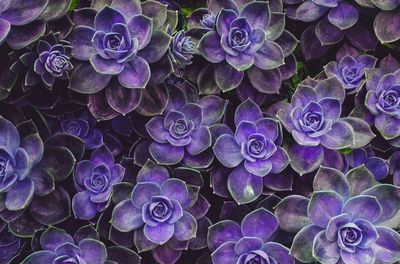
69,0 -> 79,11
181,7 -> 194,17
383,43 -> 400,52
285,61 -> 309,100
338,147 -> 353,155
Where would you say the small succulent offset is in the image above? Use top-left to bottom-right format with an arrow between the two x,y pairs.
73,145 -> 125,220
0,116 -> 43,212
69,1 -> 171,94
60,111 -> 103,150
276,77 -> 374,174
324,54 -> 377,94
364,56 -> 400,144
275,165 -> 400,264
195,0 -> 298,95
213,99 -> 289,204
187,8 -> 216,39
33,38 -> 73,88
22,226 -> 108,264
12,32 -> 73,90
208,208 -> 295,264
169,30 -> 195,76
111,161 -> 206,264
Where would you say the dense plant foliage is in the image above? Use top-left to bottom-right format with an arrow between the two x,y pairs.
0,0 -> 399,264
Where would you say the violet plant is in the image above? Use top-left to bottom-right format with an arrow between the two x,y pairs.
68,0 -> 174,116
208,208 -> 295,264
72,145 -> 125,220
144,82 -> 226,168
111,161 -> 208,264
0,1 -> 399,264
275,165 -> 400,264
213,99 -> 289,204
275,77 -> 375,175
364,56 -> 400,145
193,0 -> 298,99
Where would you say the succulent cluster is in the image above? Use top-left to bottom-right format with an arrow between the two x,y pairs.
0,0 -> 399,264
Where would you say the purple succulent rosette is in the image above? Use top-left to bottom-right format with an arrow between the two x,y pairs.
276,77 -> 374,175
10,32 -> 73,91
145,101 -> 212,166
0,116 -> 44,212
199,1 -> 276,72
364,56 -> 400,145
0,220 -> 20,263
59,111 -> 103,150
72,145 -> 125,220
213,99 -> 289,204
209,208 -> 295,264
26,225 -> 141,264
275,165 -> 400,264
145,83 -> 227,167
0,117 -> 79,237
168,30 -> 195,77
194,0 -> 298,97
32,37 -> 73,88
68,0 -> 173,115
324,54 -> 377,94
111,161 -> 208,264
1,0 -> 400,263
22,226 -> 108,264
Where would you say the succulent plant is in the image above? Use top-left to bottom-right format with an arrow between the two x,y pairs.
68,0 -> 175,116
0,1 -> 400,264
324,54 -> 377,94
10,32 -> 73,92
213,99 -> 289,204
72,145 -> 125,220
144,83 -> 226,168
275,77 -> 375,175
191,0 -> 298,99
208,208 -> 295,264
275,165 -> 400,264
365,57 -> 400,144
59,111 -> 103,150
111,161 -> 209,264
0,116 -> 44,212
